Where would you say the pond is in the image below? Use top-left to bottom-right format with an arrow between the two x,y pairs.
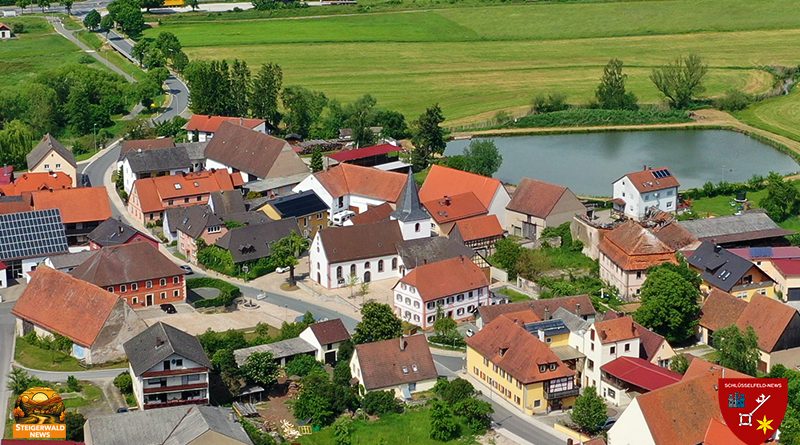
445,130 -> 799,196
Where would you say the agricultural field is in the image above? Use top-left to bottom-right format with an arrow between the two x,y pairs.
736,90 -> 800,143
147,0 -> 800,123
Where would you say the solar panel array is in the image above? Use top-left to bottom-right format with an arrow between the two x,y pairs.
524,319 -> 570,335
0,209 -> 68,261
652,169 -> 672,179
749,246 -> 773,258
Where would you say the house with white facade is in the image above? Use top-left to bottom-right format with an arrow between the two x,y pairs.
293,163 -> 407,218
580,315 -> 641,392
185,114 -> 267,142
350,335 -> 439,399
124,322 -> 212,410
297,319 -> 352,365
393,256 -> 489,329
0,23 -> 12,39
612,166 -> 679,221
121,146 -> 192,194
419,164 -> 511,227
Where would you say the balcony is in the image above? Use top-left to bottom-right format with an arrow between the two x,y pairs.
143,382 -> 208,395
545,387 -> 580,400
143,398 -> 208,410
142,367 -> 209,378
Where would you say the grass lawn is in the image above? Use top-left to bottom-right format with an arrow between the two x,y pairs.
496,287 -> 531,302
689,181 -> 800,231
60,381 -> 104,409
14,338 -> 128,372
298,407 -> 476,445
736,89 -> 800,143
541,247 -> 597,271
146,0 -> 800,122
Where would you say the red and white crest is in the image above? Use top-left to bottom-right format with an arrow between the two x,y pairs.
718,378 -> 788,445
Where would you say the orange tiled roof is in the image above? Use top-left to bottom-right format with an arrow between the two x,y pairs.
499,309 -> 541,325
0,172 -> 72,196
132,170 -> 237,214
451,214 -> 503,242
736,295 -> 797,352
314,164 -> 406,202
507,178 -> 571,218
423,192 -> 487,224
396,256 -> 488,303
699,289 -> 747,332
30,187 -> 111,224
466,316 -> 574,385
618,166 -> 680,193
185,114 -> 265,133
592,315 -> 639,344
599,220 -> 677,271
419,165 -> 503,208
703,418 -> 747,445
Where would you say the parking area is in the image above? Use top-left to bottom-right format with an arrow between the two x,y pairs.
140,300 -> 302,335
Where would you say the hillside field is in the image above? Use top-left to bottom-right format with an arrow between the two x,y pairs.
147,0 -> 800,123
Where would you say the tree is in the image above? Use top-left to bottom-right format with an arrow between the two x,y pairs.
16,0 -> 30,13
491,238 -> 522,278
285,354 -> 324,377
373,109 -> 409,139
187,0 -> 198,10
107,0 -> 145,37
84,9 -> 101,29
251,63 -> 283,126
229,59 -> 251,117
332,416 -> 353,445
113,372 -> 132,394
7,368 -> 31,395
0,120 -> 36,169
352,301 -> 402,344
433,316 -> 457,338
429,400 -> 460,441
759,171 -> 800,222
633,268 -> 700,344
66,375 -> 81,393
650,54 -> 708,109
669,353 -> 689,374
345,94 -> 378,148
361,390 -> 402,416
310,148 -> 323,172
99,15 -> 114,35
433,378 -> 475,405
462,139 -> 502,177
64,412 -> 85,441
410,104 -> 446,171
595,58 -> 637,110
714,325 -> 760,376
140,0 -> 165,11
454,398 -> 493,434
333,360 -> 352,386
60,0 -> 73,14
270,231 -> 309,286
293,372 -> 358,427
515,248 -> 552,281
37,0 -> 50,12
647,256 -> 701,289
570,386 -> 607,435
281,86 -> 327,138
241,352 -> 280,388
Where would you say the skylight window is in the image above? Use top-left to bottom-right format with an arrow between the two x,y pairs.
174,183 -> 182,190
402,366 -> 409,375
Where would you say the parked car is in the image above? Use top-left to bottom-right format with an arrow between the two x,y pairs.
160,303 -> 177,314
180,265 -> 193,274
599,418 -> 616,431
275,266 -> 290,273
116,407 -> 129,413
331,210 -> 355,226
466,329 -> 475,337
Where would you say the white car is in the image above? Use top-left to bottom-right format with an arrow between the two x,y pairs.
276,266 -> 290,273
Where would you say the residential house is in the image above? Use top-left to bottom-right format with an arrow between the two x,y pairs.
121,146 -> 193,194
84,405 -> 254,445
698,289 -> 748,345
29,187 -> 111,245
293,163 -> 407,217
44,250 -> 95,273
687,241 -> 775,301
346,202 -> 393,226
598,220 -> 678,300
186,114 -> 266,142
395,236 -> 474,275
0,209 -> 68,287
551,307 -> 590,381
120,137 -> 177,159
70,242 -> 187,309
506,178 -> 585,240
448,214 -> 504,257
607,358 -> 749,445
124,322 -> 212,410
419,164 -> 511,226
174,205 -> 269,264
87,217 -> 159,250
204,122 -> 308,196
476,295 -> 597,329
599,357 -> 682,407
257,190 -> 329,238
729,246 -> 800,298
12,266 -> 147,364
325,143 -> 405,170
580,315 -> 641,392
0,171 -> 72,196
769,258 -> 800,301
736,295 -> 800,372
351,335 -> 439,398
601,311 -> 676,368
127,169 -> 239,224
0,23 -> 12,39
466,316 -> 578,414
612,166 -> 679,220
26,134 -> 77,187
235,337 -> 317,368
679,210 -> 794,247
392,256 -> 489,329
423,192 -> 488,236
214,218 -> 298,265
297,319 -> 351,365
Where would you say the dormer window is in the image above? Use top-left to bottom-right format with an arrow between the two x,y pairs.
402,366 -> 409,375
412,364 -> 418,372
549,363 -> 557,371
539,365 -> 547,373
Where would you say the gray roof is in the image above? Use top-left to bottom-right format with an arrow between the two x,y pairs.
210,190 -> 247,215
174,205 -> 223,239
679,211 -> 793,244
47,250 -> 95,270
687,241 -> 757,292
0,209 -> 68,261
124,322 -> 212,376
262,190 -> 328,218
391,169 -> 430,222
552,307 -> 591,334
87,217 -> 151,247
123,146 -> 191,174
215,218 -> 298,263
233,337 -> 315,366
178,141 -> 207,161
396,236 -> 474,269
26,134 -> 76,169
84,405 -> 252,445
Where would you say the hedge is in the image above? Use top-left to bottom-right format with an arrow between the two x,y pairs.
507,108 -> 691,128
187,277 -> 241,308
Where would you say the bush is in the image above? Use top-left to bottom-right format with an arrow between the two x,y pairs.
362,390 -> 403,416
113,372 -> 132,395
66,375 -> 82,393
11,23 -> 23,34
433,378 -> 475,405
197,245 -> 277,280
285,354 -> 324,377
510,107 -> 689,128
78,54 -> 96,65
531,92 -> 568,113
187,277 -> 242,308
715,89 -> 753,111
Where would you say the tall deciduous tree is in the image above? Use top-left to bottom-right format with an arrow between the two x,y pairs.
99,14 -> 113,35
714,325 -> 760,376
140,0 -> 165,11
108,0 -> 145,37
462,139 -> 502,177
229,59 -> 251,117
410,104 -> 446,171
345,94 -> 377,148
270,231 -> 309,286
669,353 -> 689,374
251,63 -> 282,125
241,351 -> 279,388
281,86 -> 327,138
429,400 -> 460,441
16,0 -> 30,13
633,268 -> 700,344
570,386 -> 607,434
0,120 -> 35,170
650,54 -> 708,109
352,302 -> 402,344
37,0 -> 50,12
759,171 -> 800,222
595,58 -> 637,110
83,9 -> 101,29
60,0 -> 73,14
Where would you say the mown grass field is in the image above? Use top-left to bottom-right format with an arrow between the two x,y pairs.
736,90 -> 800,143
147,0 -> 800,122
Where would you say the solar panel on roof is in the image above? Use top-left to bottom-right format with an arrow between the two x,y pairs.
652,169 -> 672,179
749,247 -> 772,258
0,209 -> 68,261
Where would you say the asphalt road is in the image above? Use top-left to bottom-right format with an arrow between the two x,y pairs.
0,302 -> 16,430
480,394 -> 564,445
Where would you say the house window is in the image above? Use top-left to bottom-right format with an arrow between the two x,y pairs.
667,201 -> 673,208
415,223 -> 420,232
173,290 -> 180,297
483,358 -> 489,366
514,396 -> 521,405
56,163 -> 61,168
107,286 -> 114,292
391,258 -> 398,270
336,266 -> 343,279
427,315 -> 435,323
350,264 -> 356,276
456,294 -> 464,302
457,308 -> 464,316
208,226 -> 220,234
534,400 -> 541,408
196,196 -> 202,202
427,302 -> 435,310
378,260 -> 384,272
160,292 -> 166,300
610,346 -> 616,354
175,359 -> 183,367
607,388 -> 616,398
44,164 -> 49,169
590,329 -> 595,341
636,271 -> 642,279
624,343 -> 630,352
591,343 -> 594,351
120,284 -> 127,293
468,291 -> 473,299
146,280 -> 153,288
364,261 -> 370,269
168,200 -> 174,206
405,298 -> 411,305
132,297 -> 139,304
131,283 -> 139,291
173,276 -> 180,284
184,198 -> 189,203
587,359 -> 594,370
337,196 -> 344,208
414,315 -> 420,322
396,294 -> 402,302
414,301 -> 420,308
160,278 -> 167,286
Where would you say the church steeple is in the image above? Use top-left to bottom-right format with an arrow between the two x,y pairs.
392,169 -> 429,222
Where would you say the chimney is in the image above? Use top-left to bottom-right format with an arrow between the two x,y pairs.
576,303 -> 581,313
714,244 -> 722,254
444,195 -> 451,206
643,164 -> 647,171
119,225 -> 124,234
155,336 -> 164,348
544,306 -> 550,320
399,336 -> 406,351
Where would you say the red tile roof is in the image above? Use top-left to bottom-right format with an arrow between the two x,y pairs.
423,192 -> 487,224
185,114 -> 265,133
600,356 -> 681,391
506,178 -> 574,218
70,242 -> 185,287
0,165 -> 13,185
499,309 -> 541,325
618,166 -> 680,193
0,172 -> 72,196
314,163 -> 406,202
478,295 -> 596,325
132,170 -> 237,214
703,418 -> 748,445
772,258 -> 800,276
602,312 -> 668,362
599,220 -> 677,271
419,164 -> 504,209
12,267 -> 121,347
736,295 -> 797,352
593,316 -> 638,344
327,143 -> 400,163
450,214 -> 503,242
308,319 -> 350,345
699,289 -> 747,332
30,187 -> 111,224
397,256 -> 488,303
354,335 -> 438,390
466,316 -> 574,384
348,202 -> 393,225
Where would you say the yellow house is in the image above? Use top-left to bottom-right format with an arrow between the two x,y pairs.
256,190 -> 329,238
163,0 -> 184,6
466,315 -> 578,414
688,241 -> 776,302
26,134 -> 77,187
